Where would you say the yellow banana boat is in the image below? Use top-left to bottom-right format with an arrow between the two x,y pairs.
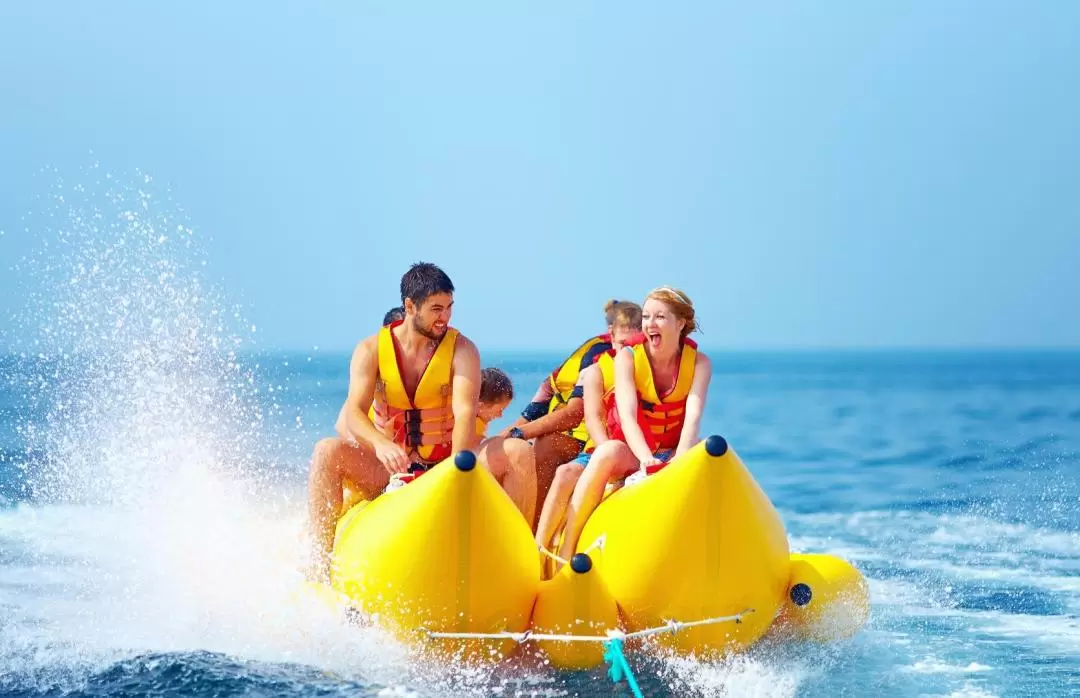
316,436 -> 870,669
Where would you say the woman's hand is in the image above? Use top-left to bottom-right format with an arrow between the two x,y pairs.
626,457 -> 660,487
638,455 -> 663,471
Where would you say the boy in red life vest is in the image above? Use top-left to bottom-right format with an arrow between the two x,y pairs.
533,303 -> 642,560
550,287 -> 713,569
500,300 -> 640,529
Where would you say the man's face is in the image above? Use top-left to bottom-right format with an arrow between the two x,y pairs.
408,292 -> 454,341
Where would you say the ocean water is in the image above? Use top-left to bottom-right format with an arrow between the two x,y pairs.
3,349 -> 1078,697
1,174 -> 1079,696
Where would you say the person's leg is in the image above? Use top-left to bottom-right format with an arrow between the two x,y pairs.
477,436 -> 538,526
307,437 -> 390,581
555,441 -> 639,564
530,432 -> 584,529
535,454 -> 588,553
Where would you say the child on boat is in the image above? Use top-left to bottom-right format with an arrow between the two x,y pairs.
547,287 -> 713,570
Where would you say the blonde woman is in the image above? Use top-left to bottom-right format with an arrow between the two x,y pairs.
554,287 -> 712,564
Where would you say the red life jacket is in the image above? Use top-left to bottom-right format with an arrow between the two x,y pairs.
605,337 -> 698,452
371,321 -> 459,464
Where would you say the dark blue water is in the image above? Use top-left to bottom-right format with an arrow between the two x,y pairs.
2,349 -> 1078,697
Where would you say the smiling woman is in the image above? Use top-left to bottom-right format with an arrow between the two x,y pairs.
548,286 -> 713,566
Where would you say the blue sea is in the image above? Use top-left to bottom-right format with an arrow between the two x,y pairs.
2,347 -> 1078,697
1,180 -> 1078,696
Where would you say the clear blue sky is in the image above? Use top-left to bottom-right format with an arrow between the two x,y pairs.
2,2 -> 1078,352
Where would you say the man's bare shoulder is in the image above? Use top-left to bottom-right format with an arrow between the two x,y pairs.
451,331 -> 480,358
349,333 -> 381,364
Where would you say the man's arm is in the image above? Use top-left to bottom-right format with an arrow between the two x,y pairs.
515,341 -> 611,439
675,352 -> 712,456
529,377 -> 556,404
502,374 -> 584,439
514,395 -> 583,440
504,342 -> 609,437
450,335 -> 482,452
505,375 -> 557,429
339,336 -> 392,448
581,365 -> 609,448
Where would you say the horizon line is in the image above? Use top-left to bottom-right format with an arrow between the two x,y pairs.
7,344 -> 1080,358
249,342 -> 1080,354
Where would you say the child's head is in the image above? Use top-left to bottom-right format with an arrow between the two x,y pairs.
382,305 -> 405,326
478,367 -> 514,423
603,299 -> 644,348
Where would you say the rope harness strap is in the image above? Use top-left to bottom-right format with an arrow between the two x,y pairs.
423,608 -> 756,698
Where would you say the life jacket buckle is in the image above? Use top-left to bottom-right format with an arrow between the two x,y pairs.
402,408 -> 423,446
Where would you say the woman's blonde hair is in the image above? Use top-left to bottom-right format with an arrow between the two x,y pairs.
645,287 -> 697,338
603,299 -> 643,329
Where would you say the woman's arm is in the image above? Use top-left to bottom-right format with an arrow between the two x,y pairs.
675,351 -> 712,457
614,348 -> 655,463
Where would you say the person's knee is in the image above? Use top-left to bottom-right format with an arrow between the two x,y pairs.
313,437 -> 338,457
591,440 -> 625,462
505,440 -> 536,478
312,438 -> 378,487
553,462 -> 584,487
477,437 -> 508,475
505,438 -> 533,462
311,437 -> 343,473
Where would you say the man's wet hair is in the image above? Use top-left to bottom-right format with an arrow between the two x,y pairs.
480,367 -> 514,404
400,262 -> 455,307
382,306 -> 405,325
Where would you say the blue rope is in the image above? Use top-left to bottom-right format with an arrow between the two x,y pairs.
603,637 -> 643,698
